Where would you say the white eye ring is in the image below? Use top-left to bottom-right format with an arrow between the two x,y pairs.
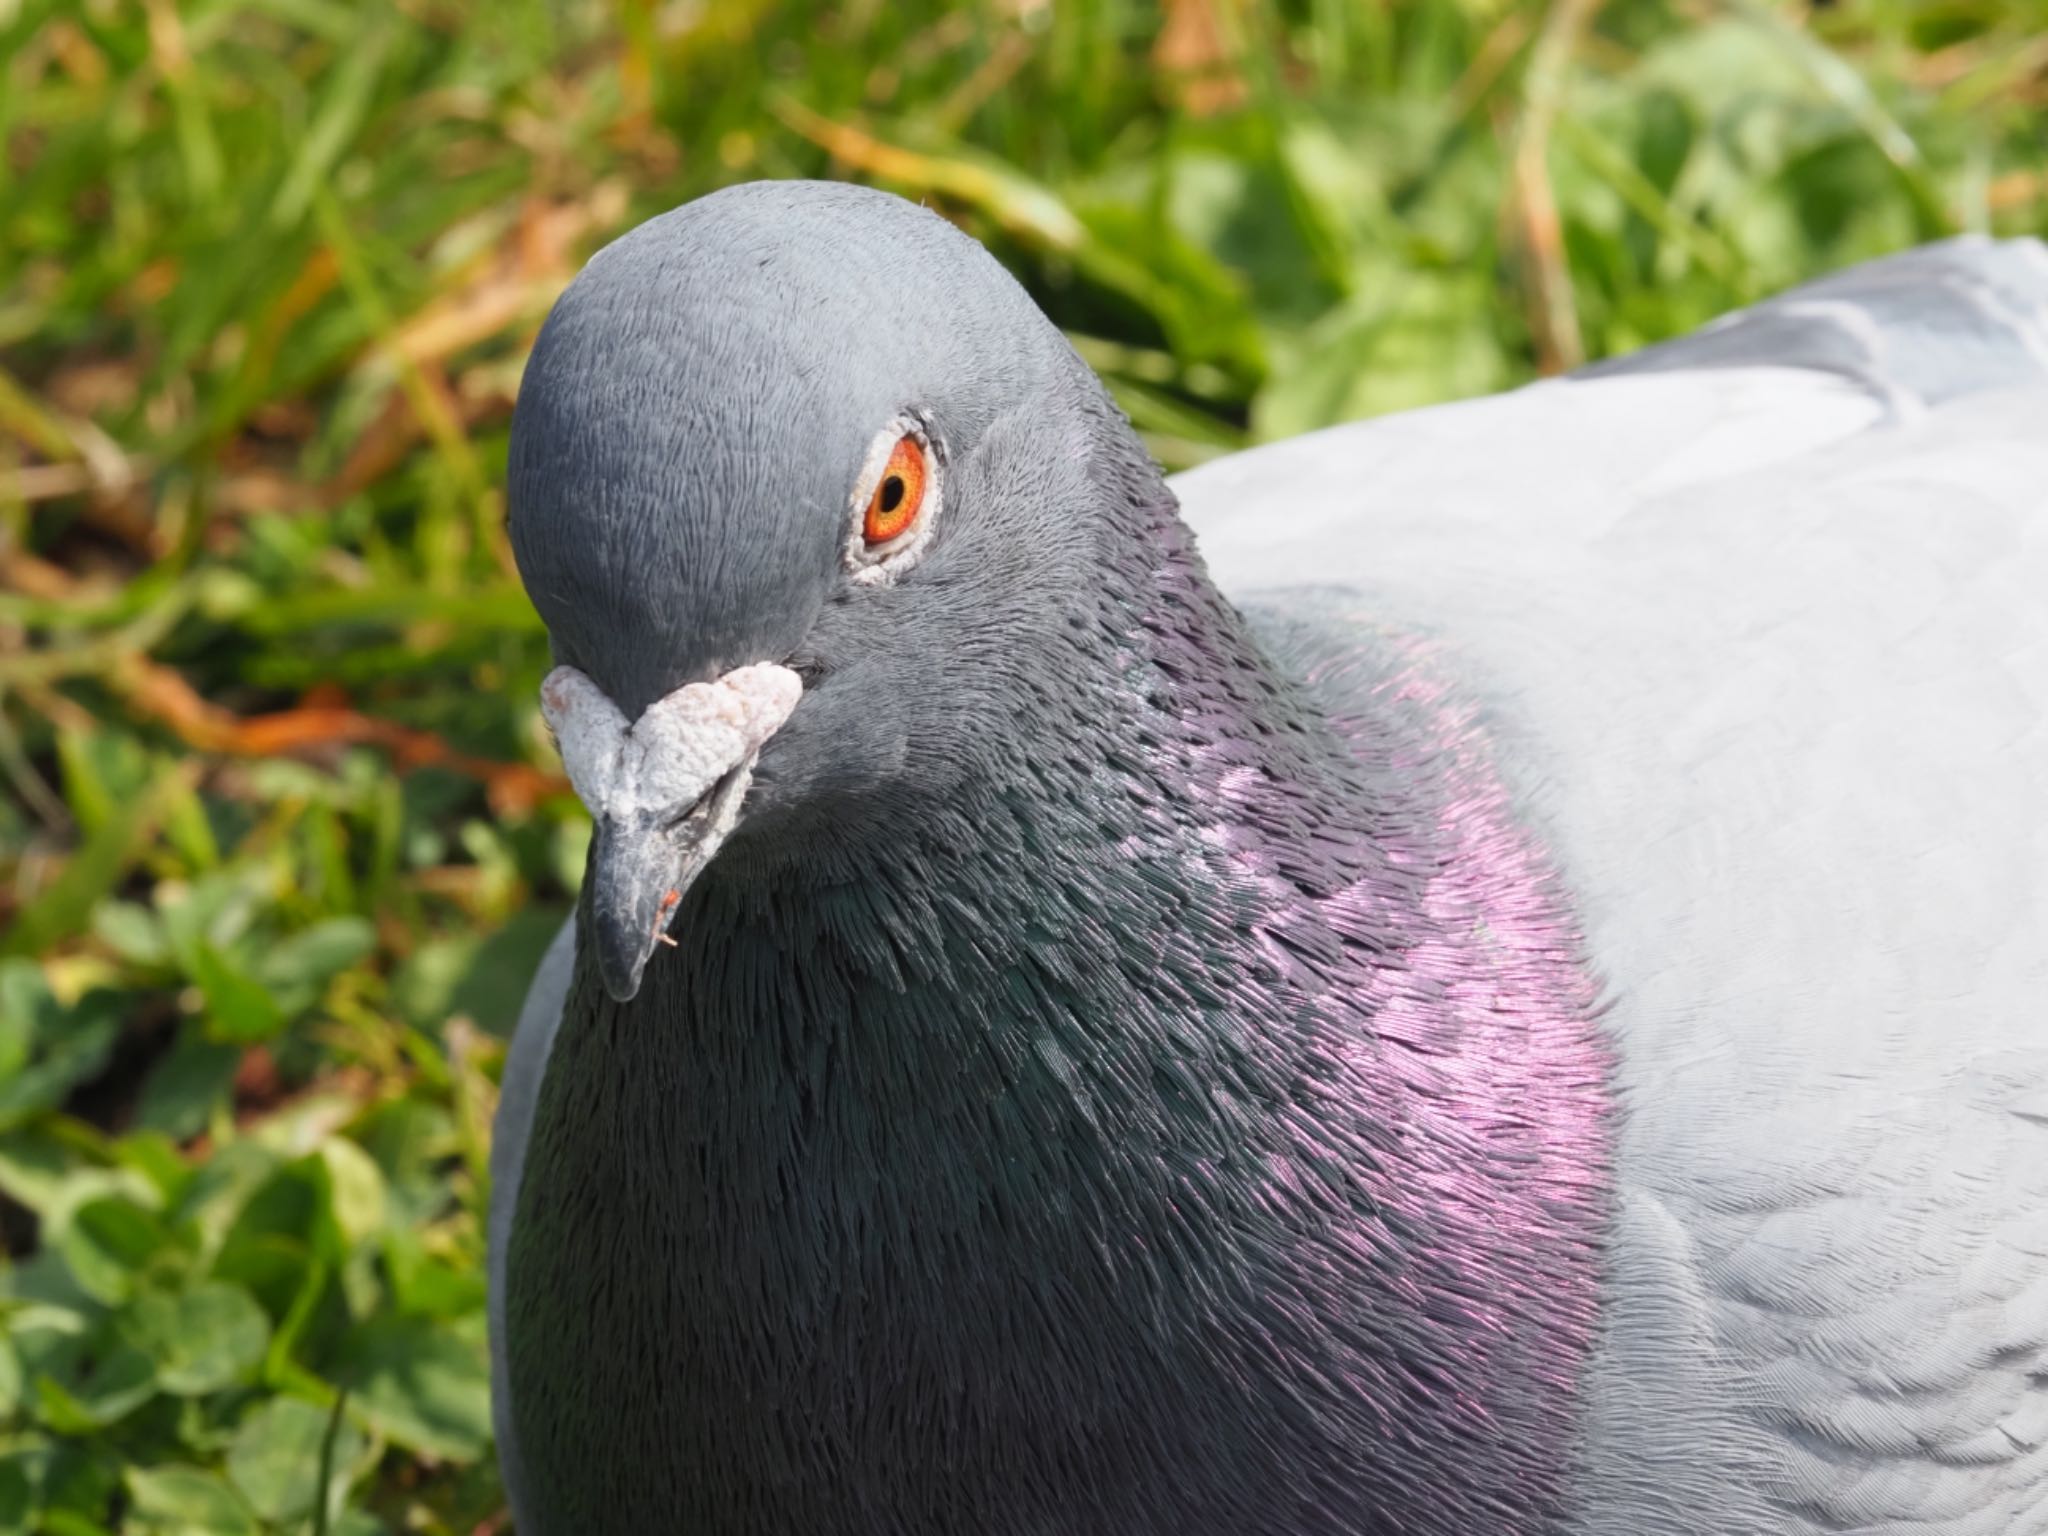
843,412 -> 941,586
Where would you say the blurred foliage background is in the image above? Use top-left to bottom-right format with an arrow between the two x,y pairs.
1,0 -> 2044,1528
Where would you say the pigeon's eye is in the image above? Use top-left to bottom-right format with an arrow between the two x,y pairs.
844,415 -> 941,585
863,436 -> 926,547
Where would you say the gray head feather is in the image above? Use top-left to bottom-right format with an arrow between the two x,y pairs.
509,180 -> 1073,715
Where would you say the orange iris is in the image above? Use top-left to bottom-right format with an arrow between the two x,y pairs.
863,435 -> 926,546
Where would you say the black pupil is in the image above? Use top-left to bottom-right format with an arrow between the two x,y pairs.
880,476 -> 906,514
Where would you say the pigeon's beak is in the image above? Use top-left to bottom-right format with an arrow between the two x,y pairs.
585,782 -> 741,1002
540,662 -> 803,1002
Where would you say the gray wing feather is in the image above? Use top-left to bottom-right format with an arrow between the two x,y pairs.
489,914 -> 576,1529
1582,235 -> 2048,415
1174,238 -> 2048,1534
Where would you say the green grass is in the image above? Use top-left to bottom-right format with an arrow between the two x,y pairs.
1,0 -> 2043,1528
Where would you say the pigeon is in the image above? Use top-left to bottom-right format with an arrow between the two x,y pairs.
489,179 -> 2048,1536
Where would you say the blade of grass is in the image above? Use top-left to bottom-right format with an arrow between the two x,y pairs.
312,187 -> 490,510
0,758 -> 196,959
144,0 -> 225,208
313,1386 -> 351,1536
269,17 -> 394,231
1509,0 -> 1601,372
1554,112 -> 1751,293
1736,2 -> 1953,235
0,364 -> 84,463
772,95 -> 1087,252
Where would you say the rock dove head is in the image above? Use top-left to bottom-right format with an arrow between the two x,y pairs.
509,181 -> 1135,1000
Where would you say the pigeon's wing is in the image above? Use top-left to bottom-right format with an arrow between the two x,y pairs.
1580,234 -> 2048,411
488,914 -> 577,1528
1174,236 -> 2048,1536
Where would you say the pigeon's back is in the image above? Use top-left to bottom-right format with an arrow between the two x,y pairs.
1175,237 -> 2048,1535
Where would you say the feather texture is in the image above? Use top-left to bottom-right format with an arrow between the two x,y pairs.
1178,240 -> 2048,1535
491,193 -> 2048,1534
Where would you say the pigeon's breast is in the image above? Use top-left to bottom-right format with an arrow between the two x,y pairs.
1184,375 -> 2048,1534
500,578 -> 1620,1535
